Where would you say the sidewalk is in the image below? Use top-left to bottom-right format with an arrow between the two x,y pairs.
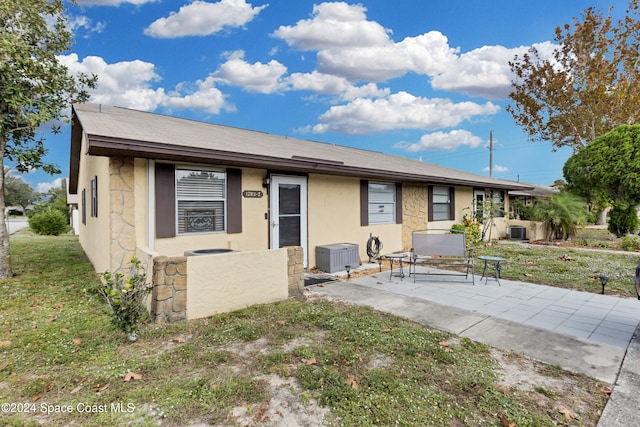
306,264 -> 640,425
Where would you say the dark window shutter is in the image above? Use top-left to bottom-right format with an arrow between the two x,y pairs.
449,187 -> 455,220
395,183 -> 402,224
226,168 -> 242,233
360,180 -> 368,226
427,185 -> 433,221
155,163 -> 176,238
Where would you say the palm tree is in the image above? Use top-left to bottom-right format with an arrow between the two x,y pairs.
532,192 -> 588,241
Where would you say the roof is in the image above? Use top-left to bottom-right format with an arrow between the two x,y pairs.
509,183 -> 560,197
69,102 -> 533,194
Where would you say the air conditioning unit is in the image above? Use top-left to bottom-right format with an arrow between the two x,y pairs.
508,226 -> 526,240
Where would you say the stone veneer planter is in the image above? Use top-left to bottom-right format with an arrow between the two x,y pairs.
150,246 -> 304,323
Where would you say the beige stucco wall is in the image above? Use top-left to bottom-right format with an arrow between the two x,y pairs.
307,174 -> 402,267
153,168 -> 269,256
186,248 -> 288,319
77,134 -> 111,273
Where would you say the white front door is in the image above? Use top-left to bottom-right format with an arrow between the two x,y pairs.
270,175 -> 308,266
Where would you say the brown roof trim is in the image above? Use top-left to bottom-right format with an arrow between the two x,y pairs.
84,134 -> 527,191
68,109 -> 83,194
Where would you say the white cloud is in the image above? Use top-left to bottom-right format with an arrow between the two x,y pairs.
484,164 -> 509,173
144,0 -> 267,38
317,31 -> 458,82
312,91 -> 500,135
37,177 -> 64,194
163,77 -> 233,114
58,54 -> 167,111
272,2 -> 391,50
211,50 -> 288,94
397,130 -> 484,152
66,15 -> 106,34
286,71 -> 389,100
58,54 -> 233,114
76,0 -> 158,5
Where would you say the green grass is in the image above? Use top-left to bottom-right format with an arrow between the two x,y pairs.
0,231 -> 609,426
475,238 -> 639,297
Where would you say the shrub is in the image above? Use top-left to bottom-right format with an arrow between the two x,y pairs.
608,203 -> 639,238
91,257 -> 152,341
621,235 -> 640,251
28,207 -> 70,235
451,215 -> 482,247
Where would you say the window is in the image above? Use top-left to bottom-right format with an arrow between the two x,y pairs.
489,190 -> 505,218
176,168 -> 226,234
90,176 -> 98,217
429,186 -> 454,221
368,182 -> 396,224
81,189 -> 86,225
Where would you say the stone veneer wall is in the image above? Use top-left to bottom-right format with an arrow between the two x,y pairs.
152,256 -> 188,323
110,157 -> 136,274
402,183 -> 429,250
287,246 -> 305,298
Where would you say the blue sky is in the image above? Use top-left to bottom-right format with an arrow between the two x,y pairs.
23,0 -> 628,192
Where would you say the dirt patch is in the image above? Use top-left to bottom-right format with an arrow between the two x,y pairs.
492,348 -> 611,423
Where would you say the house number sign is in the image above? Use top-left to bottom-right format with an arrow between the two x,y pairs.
242,190 -> 264,198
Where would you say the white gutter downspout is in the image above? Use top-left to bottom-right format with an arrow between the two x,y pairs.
147,159 -> 155,251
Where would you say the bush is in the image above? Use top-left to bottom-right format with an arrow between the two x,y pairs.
28,208 -> 70,235
608,203 -> 638,238
91,257 -> 152,341
451,215 -> 482,247
621,235 -> 640,251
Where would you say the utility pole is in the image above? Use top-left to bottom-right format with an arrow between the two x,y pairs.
489,130 -> 493,178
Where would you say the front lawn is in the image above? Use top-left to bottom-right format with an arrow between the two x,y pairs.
0,231 -> 610,426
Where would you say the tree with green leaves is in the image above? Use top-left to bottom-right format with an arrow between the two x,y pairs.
532,192 -> 589,241
0,0 -> 96,277
4,171 -> 41,214
563,124 -> 640,236
507,0 -> 640,151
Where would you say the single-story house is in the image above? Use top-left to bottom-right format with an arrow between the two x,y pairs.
68,102 -> 533,320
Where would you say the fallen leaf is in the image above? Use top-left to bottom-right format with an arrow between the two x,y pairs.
276,320 -> 286,326
93,383 -> 110,392
173,337 -> 186,343
123,372 -> 143,382
0,340 -> 11,347
60,328 -> 70,333
559,407 -> 577,420
499,414 -> 515,427
45,382 -> 53,392
70,385 -> 83,394
438,340 -> 449,347
382,328 -> 392,333
0,361 -> 9,371
32,394 -> 42,402
600,386 -> 613,395
304,358 -> 317,365
495,385 -> 508,394
346,375 -> 359,390
72,338 -> 82,345
45,317 -> 56,323
211,383 -> 218,390
55,304 -> 63,309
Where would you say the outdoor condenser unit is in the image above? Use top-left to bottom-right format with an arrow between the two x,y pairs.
508,226 -> 526,240
316,243 -> 359,273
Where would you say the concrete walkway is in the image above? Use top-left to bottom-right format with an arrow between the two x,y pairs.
306,264 -> 640,426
